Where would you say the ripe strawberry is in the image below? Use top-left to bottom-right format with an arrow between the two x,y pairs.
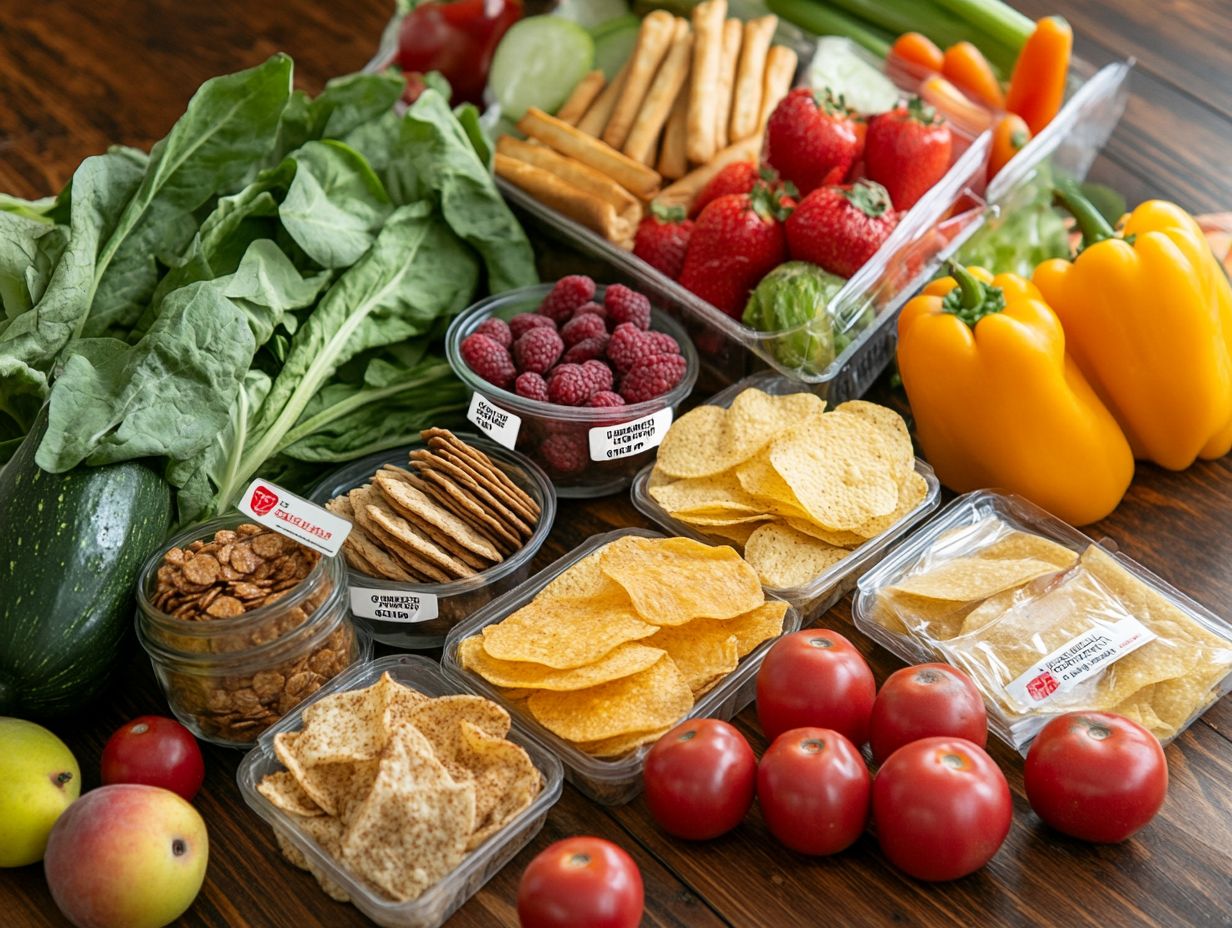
678,184 -> 790,318
786,180 -> 900,279
765,88 -> 866,197
864,97 -> 953,211
691,161 -> 761,218
633,204 -> 694,280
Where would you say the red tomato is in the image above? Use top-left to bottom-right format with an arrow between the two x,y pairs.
757,728 -> 871,855
869,663 -> 987,764
517,837 -> 643,928
1024,712 -> 1168,843
756,630 -> 876,745
643,719 -> 755,840
100,716 -> 205,801
873,737 -> 1011,881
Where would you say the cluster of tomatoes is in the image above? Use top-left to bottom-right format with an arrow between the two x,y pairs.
517,630 -> 1172,928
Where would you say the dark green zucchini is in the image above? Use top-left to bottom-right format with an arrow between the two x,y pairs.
0,407 -> 172,717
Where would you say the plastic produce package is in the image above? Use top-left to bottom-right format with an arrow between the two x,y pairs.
854,492 -> 1232,751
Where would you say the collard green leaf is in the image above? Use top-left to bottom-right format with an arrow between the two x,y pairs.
273,72 -> 405,162
279,140 -> 392,269
36,280 -> 255,471
0,213 -> 66,323
82,54 -> 294,339
222,239 -> 331,344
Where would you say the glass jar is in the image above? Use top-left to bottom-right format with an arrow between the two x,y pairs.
135,516 -> 367,747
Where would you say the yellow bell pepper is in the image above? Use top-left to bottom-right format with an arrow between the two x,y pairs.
1034,188 -> 1232,470
897,263 -> 1133,525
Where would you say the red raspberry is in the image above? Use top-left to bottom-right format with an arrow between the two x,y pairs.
514,371 -> 549,402
572,301 -> 606,323
620,353 -> 688,404
562,335 -> 610,365
539,432 -> 588,475
460,333 -> 515,389
604,284 -> 651,330
644,331 -> 681,355
587,391 -> 625,408
509,313 -> 556,340
513,327 -> 564,374
474,317 -> 512,348
547,364 -> 592,406
607,323 -> 658,375
539,275 -> 596,323
560,312 -> 606,347
580,359 -> 614,395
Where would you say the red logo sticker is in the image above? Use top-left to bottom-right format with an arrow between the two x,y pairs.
250,484 -> 279,516
1025,672 -> 1058,701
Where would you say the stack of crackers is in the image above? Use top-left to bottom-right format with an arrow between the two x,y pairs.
326,430 -> 540,584
494,1 -> 798,247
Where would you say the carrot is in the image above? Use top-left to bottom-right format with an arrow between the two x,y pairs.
890,32 -> 944,73
1005,16 -> 1072,134
988,113 -> 1031,178
942,41 -> 1005,110
919,75 -> 994,134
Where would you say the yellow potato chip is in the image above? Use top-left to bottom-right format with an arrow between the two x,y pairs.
888,557 -> 1062,602
690,519 -> 761,546
847,470 -> 930,540
459,635 -> 666,691
975,531 -> 1078,568
340,724 -> 476,902
723,600 -> 789,654
832,400 -> 914,479
599,536 -> 764,624
655,404 -> 731,479
258,771 -> 322,817
527,655 -> 694,742
537,549 -> 623,601
783,517 -> 866,548
575,726 -> 673,758
646,623 -> 740,694
744,522 -> 850,589
481,597 -> 658,668
650,471 -> 761,514
672,510 -> 776,527
735,454 -> 808,519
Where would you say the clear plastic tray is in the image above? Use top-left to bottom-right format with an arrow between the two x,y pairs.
440,527 -> 802,805
630,373 -> 940,623
236,654 -> 564,928
307,433 -> 556,650
853,491 -> 1232,753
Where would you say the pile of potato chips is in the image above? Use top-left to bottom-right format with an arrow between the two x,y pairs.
868,518 -> 1232,742
649,388 -> 926,589
459,535 -> 788,757
257,673 -> 540,904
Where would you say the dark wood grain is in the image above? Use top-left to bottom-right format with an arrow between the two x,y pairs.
2,1 -> 1231,926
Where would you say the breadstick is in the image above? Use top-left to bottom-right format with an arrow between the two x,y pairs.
686,0 -> 727,164
654,136 -> 759,213
556,70 -> 606,126
729,15 -> 776,141
494,154 -> 636,244
624,18 -> 693,166
713,18 -> 743,151
603,11 -> 676,150
498,136 -> 642,228
758,44 -> 799,132
577,61 -> 628,137
518,107 -> 662,199
657,86 -> 690,180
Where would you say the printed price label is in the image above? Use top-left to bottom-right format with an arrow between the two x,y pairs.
236,479 -> 351,557
348,588 -> 439,623
588,407 -> 674,462
1004,616 -> 1156,707
467,393 -> 521,450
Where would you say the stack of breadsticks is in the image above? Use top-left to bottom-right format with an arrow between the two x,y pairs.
493,1 -> 799,248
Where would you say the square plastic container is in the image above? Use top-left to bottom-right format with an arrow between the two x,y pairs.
630,372 -> 940,623
445,283 -> 698,498
441,527 -> 802,805
236,654 -> 564,928
307,433 -> 556,650
853,491 -> 1232,753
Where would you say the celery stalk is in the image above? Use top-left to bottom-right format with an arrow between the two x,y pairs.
766,0 -> 892,58
928,0 -> 1034,51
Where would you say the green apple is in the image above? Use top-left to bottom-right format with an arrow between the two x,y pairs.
44,784 -> 208,928
0,717 -> 80,867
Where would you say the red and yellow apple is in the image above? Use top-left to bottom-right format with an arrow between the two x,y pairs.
44,784 -> 208,928
0,717 -> 80,867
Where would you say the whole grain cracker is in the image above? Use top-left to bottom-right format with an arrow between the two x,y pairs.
412,450 -> 533,538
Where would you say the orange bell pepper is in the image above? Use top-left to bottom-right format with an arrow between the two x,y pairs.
1034,186 -> 1232,470
897,263 -> 1133,525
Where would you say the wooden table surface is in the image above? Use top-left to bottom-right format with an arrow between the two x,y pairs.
3,1 -> 1231,925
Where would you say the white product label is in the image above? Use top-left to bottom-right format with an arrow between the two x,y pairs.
467,392 -> 521,450
1004,616 -> 1157,707
588,407 -> 674,461
349,588 -> 439,623
236,479 -> 351,557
